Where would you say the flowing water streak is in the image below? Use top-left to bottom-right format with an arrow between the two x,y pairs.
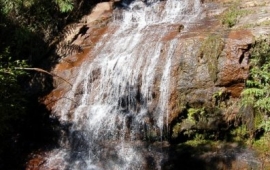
46,0 -> 202,169
157,39 -> 178,135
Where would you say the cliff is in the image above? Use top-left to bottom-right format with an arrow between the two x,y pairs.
27,0 -> 270,169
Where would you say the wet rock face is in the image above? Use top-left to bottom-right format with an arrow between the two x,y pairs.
26,155 -> 45,170
217,30 -> 253,97
167,0 -> 269,138
27,0 -> 270,169
167,29 -> 253,129
43,0 -> 256,139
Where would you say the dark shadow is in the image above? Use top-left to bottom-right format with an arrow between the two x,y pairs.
0,100 -> 63,170
114,0 -> 135,10
162,142 -> 253,170
162,144 -> 208,170
0,7 -> 65,170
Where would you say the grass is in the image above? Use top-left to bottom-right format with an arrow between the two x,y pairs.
243,20 -> 270,28
252,133 -> 270,154
221,1 -> 249,28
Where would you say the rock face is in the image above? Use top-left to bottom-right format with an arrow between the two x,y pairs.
164,29 -> 254,138
30,0 -> 270,169
45,0 -> 254,129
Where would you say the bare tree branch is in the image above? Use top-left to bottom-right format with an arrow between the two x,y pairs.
15,67 -> 72,86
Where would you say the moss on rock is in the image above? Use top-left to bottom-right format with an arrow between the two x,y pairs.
197,34 -> 224,82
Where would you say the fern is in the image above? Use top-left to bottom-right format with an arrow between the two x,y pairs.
241,38 -> 270,135
259,120 -> 270,132
255,98 -> 270,111
242,88 -> 265,97
246,80 -> 262,88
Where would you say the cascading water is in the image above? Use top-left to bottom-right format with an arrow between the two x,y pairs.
44,0 -> 203,169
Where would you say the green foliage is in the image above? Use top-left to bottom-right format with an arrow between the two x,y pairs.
187,108 -> 206,123
172,108 -> 206,139
0,0 -> 21,14
252,133 -> 270,154
221,2 -> 249,27
183,134 -> 213,148
54,0 -> 74,13
229,125 -> 248,142
213,90 -> 224,99
172,107 -> 217,139
0,47 -> 28,79
0,47 -> 29,136
0,0 -> 76,44
213,89 -> 229,107
0,0 -> 74,14
259,120 -> 270,132
241,39 -> 270,110
172,123 -> 182,138
241,38 -> 270,135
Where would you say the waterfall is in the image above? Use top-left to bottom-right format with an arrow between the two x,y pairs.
44,0 -> 203,169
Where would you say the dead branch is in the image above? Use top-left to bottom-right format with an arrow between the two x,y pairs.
15,67 -> 72,86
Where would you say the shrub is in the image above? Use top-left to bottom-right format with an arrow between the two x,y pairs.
241,38 -> 270,136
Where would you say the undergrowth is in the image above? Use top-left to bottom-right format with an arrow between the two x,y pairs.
221,1 -> 249,27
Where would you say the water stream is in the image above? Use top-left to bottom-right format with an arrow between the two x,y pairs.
44,0 -> 203,169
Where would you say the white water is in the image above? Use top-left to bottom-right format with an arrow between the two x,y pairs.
44,0 -> 202,169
